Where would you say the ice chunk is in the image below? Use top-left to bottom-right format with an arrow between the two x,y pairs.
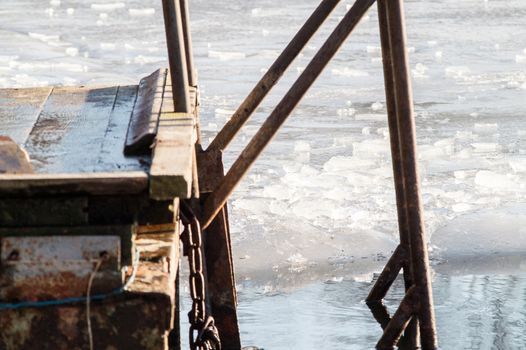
473,123 -> 497,134
100,43 -> 116,50
452,203 -> 472,213
208,50 -> 246,61
331,67 -> 369,77
355,113 -> 386,121
445,66 -> 471,79
91,3 -> 125,11
336,108 -> 355,116
371,102 -> 383,111
133,55 -> 164,64
129,8 -> 155,16
471,142 -> 499,153
214,108 -> 235,119
323,156 -> 375,173
352,139 -> 390,158
509,158 -> 526,173
65,47 -> 78,57
366,46 -> 381,54
294,140 -> 310,153
475,171 -> 516,189
28,32 -> 60,43
412,63 -> 428,78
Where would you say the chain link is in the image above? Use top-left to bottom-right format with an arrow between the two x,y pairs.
180,201 -> 221,350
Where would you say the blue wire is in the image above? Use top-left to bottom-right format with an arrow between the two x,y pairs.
0,288 -> 125,310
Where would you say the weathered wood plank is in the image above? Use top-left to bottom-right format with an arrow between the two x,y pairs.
0,171 -> 148,196
149,117 -> 195,200
124,69 -> 167,155
0,87 -> 52,145
149,74 -> 197,200
98,85 -> 150,171
24,86 -> 119,173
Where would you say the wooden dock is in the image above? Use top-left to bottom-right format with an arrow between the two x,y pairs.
0,68 -> 198,349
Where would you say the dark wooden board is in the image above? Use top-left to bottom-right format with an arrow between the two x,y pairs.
0,87 -> 52,145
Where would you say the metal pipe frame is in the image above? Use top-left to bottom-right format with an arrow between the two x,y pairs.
385,0 -> 437,347
367,0 -> 438,348
207,0 -> 341,153
162,0 -> 191,113
201,0 -> 376,230
180,0 -> 197,87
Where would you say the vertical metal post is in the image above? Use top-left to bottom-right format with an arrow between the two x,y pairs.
377,0 -> 413,289
385,0 -> 437,348
180,0 -> 197,87
162,0 -> 191,113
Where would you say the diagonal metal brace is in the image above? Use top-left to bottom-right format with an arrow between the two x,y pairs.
207,0 -> 341,153
201,0 -> 376,230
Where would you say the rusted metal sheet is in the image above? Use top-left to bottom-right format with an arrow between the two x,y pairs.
0,221 -> 179,350
0,225 -> 135,266
0,236 -> 121,301
0,136 -> 33,174
0,297 -> 172,350
124,69 -> 168,155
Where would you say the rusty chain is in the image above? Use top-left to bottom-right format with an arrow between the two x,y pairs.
180,201 -> 221,350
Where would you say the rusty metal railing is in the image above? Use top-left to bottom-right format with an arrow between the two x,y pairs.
201,0 -> 374,229
162,0 -> 439,348
198,0 -> 439,349
162,0 -> 194,113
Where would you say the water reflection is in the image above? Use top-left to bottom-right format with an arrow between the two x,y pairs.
227,273 -> 526,349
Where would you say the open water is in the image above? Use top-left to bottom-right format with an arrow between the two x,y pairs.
1,0 -> 526,348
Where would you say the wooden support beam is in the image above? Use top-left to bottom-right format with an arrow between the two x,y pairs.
0,172 -> 148,197
149,114 -> 196,200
